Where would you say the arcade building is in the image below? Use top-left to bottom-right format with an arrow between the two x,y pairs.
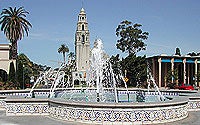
147,54 -> 200,88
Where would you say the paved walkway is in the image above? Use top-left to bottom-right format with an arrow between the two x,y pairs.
0,109 -> 200,125
0,110 -> 80,125
159,111 -> 200,125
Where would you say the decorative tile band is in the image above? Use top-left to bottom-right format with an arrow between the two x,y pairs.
49,102 -> 188,124
0,99 -> 6,109
0,96 -> 6,109
6,102 -> 49,116
188,99 -> 200,111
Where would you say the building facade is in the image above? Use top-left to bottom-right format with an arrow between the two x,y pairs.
0,44 -> 16,82
147,54 -> 200,88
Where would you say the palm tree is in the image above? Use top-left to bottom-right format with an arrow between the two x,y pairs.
0,7 -> 32,59
58,44 -> 69,64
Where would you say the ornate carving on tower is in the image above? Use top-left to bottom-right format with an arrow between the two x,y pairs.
75,8 -> 90,72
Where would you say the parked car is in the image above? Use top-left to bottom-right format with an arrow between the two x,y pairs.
175,83 -> 194,90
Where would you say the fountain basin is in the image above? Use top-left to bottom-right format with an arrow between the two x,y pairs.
4,96 -> 190,124
2,89 -> 200,124
49,97 -> 188,124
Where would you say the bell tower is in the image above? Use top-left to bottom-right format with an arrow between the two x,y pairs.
75,8 -> 90,73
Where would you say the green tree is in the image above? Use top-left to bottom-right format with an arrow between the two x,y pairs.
187,51 -> 198,56
175,47 -> 181,56
0,7 -> 32,59
121,54 -> 147,87
58,44 -> 69,64
110,54 -> 121,75
68,52 -> 75,64
196,71 -> 200,86
16,53 -> 46,89
165,69 -> 179,84
64,52 -> 76,86
16,60 -> 23,89
116,20 -> 149,55
8,61 -> 16,83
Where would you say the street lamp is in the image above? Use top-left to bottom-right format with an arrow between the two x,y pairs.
23,64 -> 24,89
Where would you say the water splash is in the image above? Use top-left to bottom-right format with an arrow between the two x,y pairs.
86,38 -> 119,102
28,63 -> 68,98
147,62 -> 166,101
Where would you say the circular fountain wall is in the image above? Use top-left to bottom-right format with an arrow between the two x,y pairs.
48,96 -> 188,124
3,89 -> 200,124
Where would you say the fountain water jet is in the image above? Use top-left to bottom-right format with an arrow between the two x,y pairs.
86,38 -> 119,102
146,62 -> 166,101
28,63 -> 68,98
60,38 -> 128,102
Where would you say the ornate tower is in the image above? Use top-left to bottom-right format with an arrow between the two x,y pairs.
75,8 -> 90,74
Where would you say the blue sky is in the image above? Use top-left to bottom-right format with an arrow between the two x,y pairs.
1,0 -> 200,68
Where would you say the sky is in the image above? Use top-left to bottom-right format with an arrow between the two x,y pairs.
0,0 -> 200,68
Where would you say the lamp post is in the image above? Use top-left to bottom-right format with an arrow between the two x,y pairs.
23,64 -> 24,89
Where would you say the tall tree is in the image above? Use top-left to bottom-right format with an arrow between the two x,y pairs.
8,61 -> 16,83
116,20 -> 149,55
16,60 -> 23,89
110,54 -> 121,75
58,44 -> 69,64
175,47 -> 181,56
68,52 -> 75,64
120,54 -> 147,87
0,7 -> 32,59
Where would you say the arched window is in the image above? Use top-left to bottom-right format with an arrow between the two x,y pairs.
82,35 -> 85,44
82,25 -> 84,30
74,79 -> 80,85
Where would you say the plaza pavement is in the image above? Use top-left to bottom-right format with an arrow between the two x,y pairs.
0,109 -> 200,125
159,111 -> 200,125
0,109 -> 79,125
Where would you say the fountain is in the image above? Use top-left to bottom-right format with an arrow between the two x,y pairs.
43,41 -> 188,124
28,38 -> 165,103
59,38 -> 127,102
0,39 -> 194,124
1,38 -> 193,125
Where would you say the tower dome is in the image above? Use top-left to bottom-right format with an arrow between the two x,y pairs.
80,8 -> 85,13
